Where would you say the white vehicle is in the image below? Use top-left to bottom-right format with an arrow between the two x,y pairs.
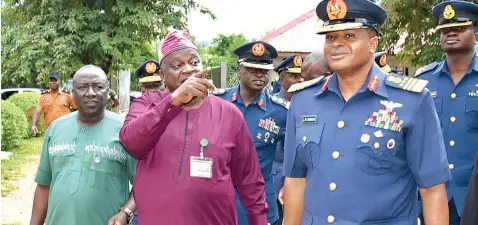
1,88 -> 43,100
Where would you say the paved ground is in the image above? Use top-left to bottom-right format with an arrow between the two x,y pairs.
2,162 -> 37,225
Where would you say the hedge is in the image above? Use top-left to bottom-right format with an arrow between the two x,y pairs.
1,100 -> 29,151
7,92 -> 44,137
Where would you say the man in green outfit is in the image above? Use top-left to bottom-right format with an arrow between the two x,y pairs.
29,65 -> 136,225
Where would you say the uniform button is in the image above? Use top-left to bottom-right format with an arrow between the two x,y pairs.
337,121 -> 345,129
450,140 -> 455,147
303,136 -> 307,143
329,183 -> 337,191
450,117 -> 456,123
449,164 -> 454,170
81,128 -> 85,132
451,93 -> 457,99
327,215 -> 335,223
332,151 -> 340,159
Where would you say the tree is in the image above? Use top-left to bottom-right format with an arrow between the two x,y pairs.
379,0 -> 478,66
1,0 -> 214,88
199,33 -> 248,73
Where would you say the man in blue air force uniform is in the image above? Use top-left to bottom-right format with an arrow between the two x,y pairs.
212,41 -> 289,225
415,1 -> 478,224
281,0 -> 451,225
270,55 -> 303,223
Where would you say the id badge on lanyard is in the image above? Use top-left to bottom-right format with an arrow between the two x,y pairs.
190,139 -> 213,179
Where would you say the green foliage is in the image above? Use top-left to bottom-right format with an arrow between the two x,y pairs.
1,0 -> 214,88
7,92 -> 44,137
379,0 -> 478,66
1,101 -> 29,151
199,33 -> 248,73
2,136 -> 44,197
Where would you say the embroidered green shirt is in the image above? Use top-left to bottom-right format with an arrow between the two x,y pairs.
35,111 -> 135,225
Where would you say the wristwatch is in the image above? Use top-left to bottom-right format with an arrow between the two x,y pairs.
120,207 -> 133,224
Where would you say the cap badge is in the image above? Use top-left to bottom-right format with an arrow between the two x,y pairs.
145,62 -> 157,74
252,43 -> 266,57
327,0 -> 348,20
379,54 -> 387,67
444,4 -> 455,20
293,55 -> 303,67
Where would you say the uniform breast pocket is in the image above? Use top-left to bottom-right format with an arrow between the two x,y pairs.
295,124 -> 324,169
89,156 -> 125,192
59,98 -> 68,107
189,142 -> 230,185
42,101 -> 52,113
465,97 -> 478,129
356,126 -> 403,175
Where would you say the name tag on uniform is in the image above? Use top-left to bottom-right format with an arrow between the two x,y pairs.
190,156 -> 213,178
301,115 -> 317,124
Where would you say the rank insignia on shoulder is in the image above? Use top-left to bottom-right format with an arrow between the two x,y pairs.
414,62 -> 439,77
288,75 -> 325,93
210,88 -> 226,95
385,75 -> 428,93
271,96 -> 290,109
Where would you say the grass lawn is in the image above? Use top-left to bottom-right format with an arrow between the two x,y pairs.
1,136 -> 44,197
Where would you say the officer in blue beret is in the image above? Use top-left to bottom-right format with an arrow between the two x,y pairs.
282,0 -> 451,225
211,41 -> 288,225
374,51 -> 392,73
135,59 -> 165,93
270,55 -> 303,223
414,1 -> 478,225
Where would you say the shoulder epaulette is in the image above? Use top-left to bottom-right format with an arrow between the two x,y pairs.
287,75 -> 325,93
414,62 -> 439,77
210,88 -> 226,95
270,95 -> 290,110
385,74 -> 429,93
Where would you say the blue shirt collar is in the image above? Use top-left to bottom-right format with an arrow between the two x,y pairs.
232,85 -> 268,111
434,53 -> 478,75
315,63 -> 388,98
276,90 -> 286,99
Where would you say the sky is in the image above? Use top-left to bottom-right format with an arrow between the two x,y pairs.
187,0 -> 321,43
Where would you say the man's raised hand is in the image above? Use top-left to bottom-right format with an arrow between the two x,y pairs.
171,67 -> 215,106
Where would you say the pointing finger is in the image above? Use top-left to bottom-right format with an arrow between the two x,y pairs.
193,67 -> 212,79
195,78 -> 216,90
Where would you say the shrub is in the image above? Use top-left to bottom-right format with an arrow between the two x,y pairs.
7,92 -> 44,136
1,100 -> 29,151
